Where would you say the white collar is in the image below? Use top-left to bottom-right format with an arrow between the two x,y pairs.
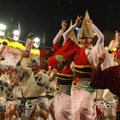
85,46 -> 93,51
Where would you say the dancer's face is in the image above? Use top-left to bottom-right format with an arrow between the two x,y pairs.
79,38 -> 93,49
32,62 -> 39,74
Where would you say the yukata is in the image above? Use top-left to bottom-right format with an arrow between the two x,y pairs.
0,74 -> 11,112
3,74 -> 21,112
16,65 -> 50,117
48,22 -> 115,120
8,82 -> 22,111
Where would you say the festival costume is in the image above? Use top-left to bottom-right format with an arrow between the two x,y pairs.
5,66 -> 22,114
5,75 -> 21,111
0,70 -> 21,120
0,72 -> 11,113
52,29 -> 74,120
16,60 -> 50,117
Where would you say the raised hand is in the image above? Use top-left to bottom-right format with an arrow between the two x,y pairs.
98,53 -> 106,65
61,20 -> 67,32
75,15 -> 82,27
86,18 -> 93,26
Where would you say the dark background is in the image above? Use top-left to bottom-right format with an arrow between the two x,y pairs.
0,0 -> 120,47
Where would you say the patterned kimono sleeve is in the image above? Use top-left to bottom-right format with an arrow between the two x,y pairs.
52,42 -> 61,54
24,66 -> 32,75
48,38 -> 79,71
16,65 -> 32,81
90,66 -> 117,89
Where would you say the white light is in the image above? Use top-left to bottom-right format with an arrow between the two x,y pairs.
13,30 -> 20,35
34,37 -> 40,43
0,24 -> 6,30
2,25 -> 6,30
0,31 -> 5,36
34,43 -> 39,48
76,27 -> 79,30
13,36 -> 19,41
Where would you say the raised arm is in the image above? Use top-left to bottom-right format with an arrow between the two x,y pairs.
94,53 -> 106,75
53,20 -> 67,45
16,52 -> 32,77
86,18 -> 104,46
63,16 -> 82,41
91,53 -> 109,89
16,51 -> 24,66
91,53 -> 116,88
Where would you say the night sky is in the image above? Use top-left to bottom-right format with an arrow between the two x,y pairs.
0,0 -> 120,47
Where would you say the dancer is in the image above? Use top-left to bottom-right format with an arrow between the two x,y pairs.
6,65 -> 21,120
16,56 -> 56,120
50,20 -> 75,120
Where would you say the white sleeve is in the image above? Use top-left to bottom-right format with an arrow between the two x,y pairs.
53,29 -> 64,45
63,24 -> 77,42
16,65 -> 32,75
90,24 -> 104,46
91,44 -> 116,70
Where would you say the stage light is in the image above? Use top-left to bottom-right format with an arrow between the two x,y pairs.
33,43 -> 39,48
13,30 -> 20,41
13,36 -> 19,41
0,24 -> 6,30
34,37 -> 40,43
13,30 -> 20,36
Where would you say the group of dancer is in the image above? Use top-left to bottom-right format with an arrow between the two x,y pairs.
48,10 -> 120,120
0,10 -> 120,120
